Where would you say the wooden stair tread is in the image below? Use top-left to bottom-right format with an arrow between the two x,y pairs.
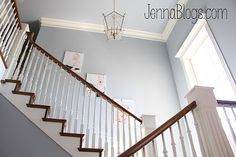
26,103 -> 50,109
60,132 -> 84,138
2,79 -> 22,91
42,118 -> 66,123
12,90 -> 35,96
1,79 -> 21,84
78,148 -> 103,153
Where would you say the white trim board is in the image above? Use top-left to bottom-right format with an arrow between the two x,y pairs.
40,0 -> 188,42
40,17 -> 164,42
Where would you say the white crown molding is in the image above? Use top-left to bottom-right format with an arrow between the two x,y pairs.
40,17 -> 104,33
40,0 -> 188,42
40,17 -> 165,42
162,0 -> 188,42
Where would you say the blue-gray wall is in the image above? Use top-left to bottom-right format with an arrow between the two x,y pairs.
36,27 -> 179,123
167,0 -> 236,106
0,94 -> 71,157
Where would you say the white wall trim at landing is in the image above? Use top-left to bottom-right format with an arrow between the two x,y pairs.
40,0 -> 188,42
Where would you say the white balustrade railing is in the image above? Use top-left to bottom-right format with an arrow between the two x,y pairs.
118,102 -> 202,157
5,33 -> 143,157
217,100 -> 236,155
118,87 -> 235,157
0,0 -> 21,68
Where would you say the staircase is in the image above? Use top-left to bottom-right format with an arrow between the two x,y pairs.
0,0 -> 236,157
0,79 -> 102,157
0,1 -> 143,156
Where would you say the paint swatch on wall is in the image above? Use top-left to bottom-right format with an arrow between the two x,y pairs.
63,51 -> 84,73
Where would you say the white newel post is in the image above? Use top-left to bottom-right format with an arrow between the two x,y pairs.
185,86 -> 234,157
141,115 -> 158,157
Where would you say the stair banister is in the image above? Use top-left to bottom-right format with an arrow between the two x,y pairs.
185,86 -> 234,157
118,101 -> 197,157
10,0 -> 22,29
12,32 -> 143,155
0,0 -> 22,68
216,99 -> 236,154
26,32 -> 142,123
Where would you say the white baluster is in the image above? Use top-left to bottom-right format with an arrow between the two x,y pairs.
57,72 -> 67,119
184,115 -> 197,157
63,76 -> 71,118
68,79 -> 76,133
117,108 -> 120,154
128,116 -> 132,147
134,120 -> 138,143
161,133 -> 168,157
80,84 -> 86,133
0,0 -> 5,11
192,111 -> 207,156
12,36 -> 28,79
63,77 -> 71,132
0,10 -> 15,47
231,107 -> 236,120
26,52 -> 40,91
177,120 -> 187,157
42,62 -> 54,104
74,82 -> 81,133
0,11 -> 15,47
0,1 -> 11,28
0,9 -> 15,39
0,0 -> 9,15
22,47 -> 36,90
48,65 -> 58,106
169,126 -> 177,157
4,22 -> 20,59
36,57 -> 49,103
104,101 -> 108,157
134,119 -> 138,157
92,95 -> 97,147
51,68 -> 62,118
152,139 -> 158,157
111,106 -> 114,157
98,98 -> 103,148
85,89 -> 92,147
140,123 -> 145,157
122,111 -> 126,151
18,41 -> 32,81
46,65 -> 57,117
0,0 -> 10,17
31,53 -> 44,92
223,107 -> 236,145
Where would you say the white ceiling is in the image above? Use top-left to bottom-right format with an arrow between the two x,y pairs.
16,0 -> 187,41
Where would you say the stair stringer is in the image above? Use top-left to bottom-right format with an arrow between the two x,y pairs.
0,82 -> 100,157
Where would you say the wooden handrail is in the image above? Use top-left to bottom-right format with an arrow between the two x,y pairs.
118,101 -> 197,157
26,32 -> 142,123
0,49 -> 8,68
217,100 -> 236,106
11,0 -> 22,29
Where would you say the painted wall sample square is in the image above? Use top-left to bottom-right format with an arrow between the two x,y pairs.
114,98 -> 135,122
86,73 -> 107,93
63,51 -> 84,73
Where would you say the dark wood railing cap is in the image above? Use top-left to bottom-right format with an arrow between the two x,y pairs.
118,101 -> 197,157
26,32 -> 142,123
217,100 -> 236,107
0,49 -> 8,68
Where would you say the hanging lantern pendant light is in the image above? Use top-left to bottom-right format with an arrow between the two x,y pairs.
103,0 -> 125,40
